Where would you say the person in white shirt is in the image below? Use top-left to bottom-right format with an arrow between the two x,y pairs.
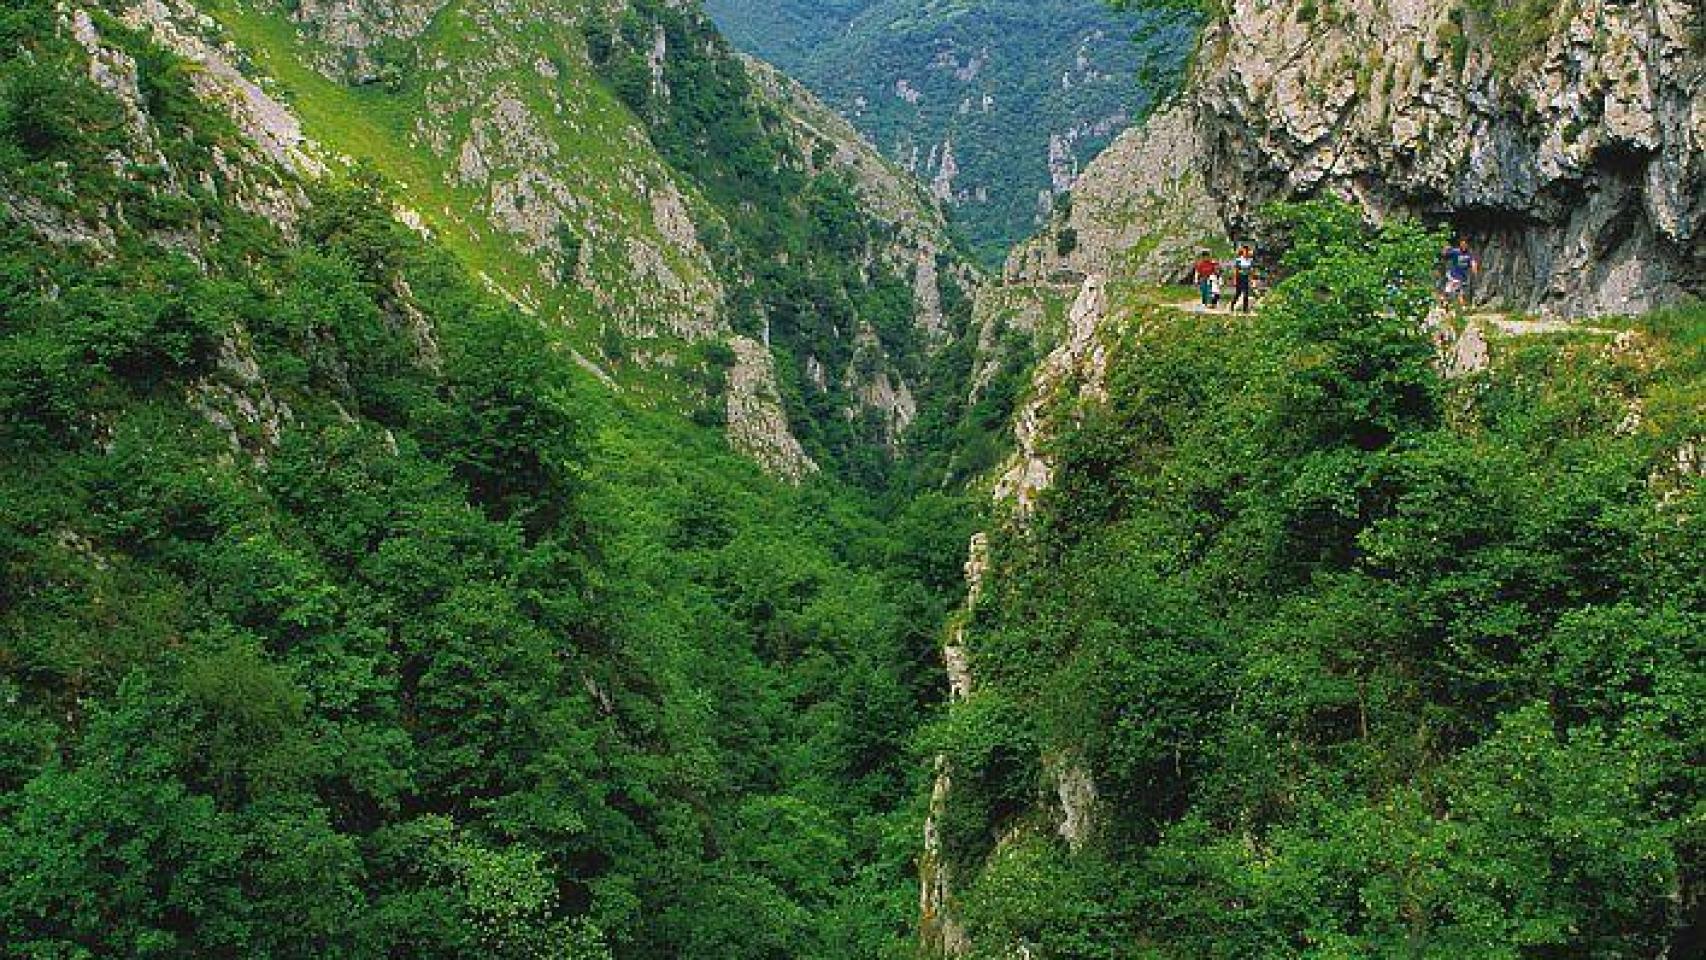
1231,245 -> 1256,313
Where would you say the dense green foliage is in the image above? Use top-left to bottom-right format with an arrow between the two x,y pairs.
936,204 -> 1704,957
909,305 -> 1043,487
6,3 -> 1701,958
1,7 -> 975,956
703,0 -> 1195,263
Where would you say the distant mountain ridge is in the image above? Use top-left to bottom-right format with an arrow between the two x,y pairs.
703,0 -> 1194,263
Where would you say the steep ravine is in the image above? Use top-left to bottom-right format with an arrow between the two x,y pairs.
4,1 -> 1700,956
703,0 -> 1197,260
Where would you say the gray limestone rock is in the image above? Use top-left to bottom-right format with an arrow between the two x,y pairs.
1192,0 -> 1702,317
1028,0 -> 1701,319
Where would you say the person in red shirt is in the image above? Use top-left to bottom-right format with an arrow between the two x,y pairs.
1193,249 -> 1220,307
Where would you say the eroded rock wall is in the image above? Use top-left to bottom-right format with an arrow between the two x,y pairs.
1007,103 -> 1219,287
1197,0 -> 1703,316
922,273 -> 1117,957
1025,0 -> 1703,317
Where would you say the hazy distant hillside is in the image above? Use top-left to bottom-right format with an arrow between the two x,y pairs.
704,0 -> 1193,263
705,0 -> 871,65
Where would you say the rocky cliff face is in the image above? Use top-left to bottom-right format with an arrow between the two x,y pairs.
742,54 -> 981,449
726,335 -> 818,480
1201,0 -> 1702,316
1005,102 -> 1218,286
920,271 -> 1117,958
991,275 -> 1112,515
268,0 -> 730,342
1026,0 -> 1703,318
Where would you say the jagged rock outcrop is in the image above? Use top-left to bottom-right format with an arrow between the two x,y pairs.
32,0 -> 316,252
190,328 -> 295,463
725,336 -> 819,483
398,0 -> 728,342
966,285 -> 1054,402
743,55 -> 958,253
125,0 -> 323,184
922,274 -> 1115,957
47,1 -> 325,465
285,0 -> 448,82
920,535 -> 985,959
994,274 -> 1112,515
199,0 -> 732,352
1029,0 -> 1703,317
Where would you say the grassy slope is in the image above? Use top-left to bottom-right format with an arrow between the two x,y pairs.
205,0 -> 717,382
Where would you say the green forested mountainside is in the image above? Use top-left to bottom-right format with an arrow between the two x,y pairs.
4,0 -> 1704,957
199,0 -> 983,485
932,205 -> 1704,956
578,0 -> 982,484
0,3 -> 973,955
702,0 -> 1195,263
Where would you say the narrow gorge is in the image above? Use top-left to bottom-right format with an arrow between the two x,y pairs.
0,1 -> 1700,958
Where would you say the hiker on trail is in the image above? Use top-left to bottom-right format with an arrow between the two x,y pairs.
1231,244 -> 1256,313
1440,237 -> 1480,308
1193,249 -> 1219,308
1208,269 -> 1224,308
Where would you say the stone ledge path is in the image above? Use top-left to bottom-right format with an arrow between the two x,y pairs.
1162,298 -> 1622,379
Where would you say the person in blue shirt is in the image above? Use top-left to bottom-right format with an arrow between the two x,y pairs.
1439,237 -> 1479,308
